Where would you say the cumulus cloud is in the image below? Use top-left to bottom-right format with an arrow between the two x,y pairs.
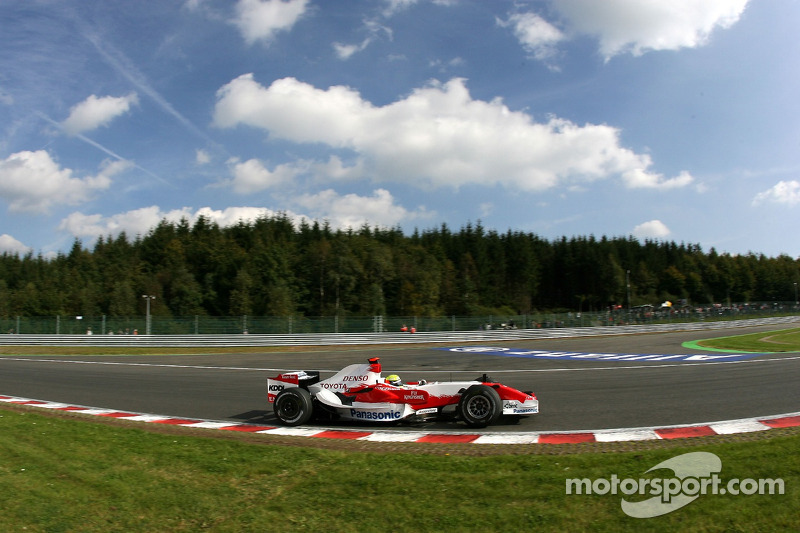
622,169 -> 694,190
294,188 -> 431,229
632,219 -> 671,239
552,0 -> 750,59
223,157 -> 311,194
0,234 -> 31,255
59,208 -> 165,240
58,205 -> 309,242
232,0 -> 309,45
61,93 -> 139,136
0,151 -> 119,213
497,12 -> 564,63
213,74 -> 688,192
58,193 -> 430,245
752,180 -> 800,206
312,156 -> 366,182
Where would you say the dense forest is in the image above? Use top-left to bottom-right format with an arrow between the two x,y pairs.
0,214 -> 798,319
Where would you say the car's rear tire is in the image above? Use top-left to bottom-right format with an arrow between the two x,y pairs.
458,384 -> 502,428
273,388 -> 314,426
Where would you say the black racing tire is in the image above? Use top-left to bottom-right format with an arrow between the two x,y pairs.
457,384 -> 502,428
273,388 -> 314,426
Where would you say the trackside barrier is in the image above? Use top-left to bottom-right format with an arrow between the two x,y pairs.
1,316 -> 798,348
5,305 -> 799,336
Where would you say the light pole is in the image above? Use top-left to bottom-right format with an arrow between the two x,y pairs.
142,295 -> 156,335
626,269 -> 631,311
794,282 -> 798,307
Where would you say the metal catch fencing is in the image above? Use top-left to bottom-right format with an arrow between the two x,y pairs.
1,302 -> 797,336
0,306 -> 798,347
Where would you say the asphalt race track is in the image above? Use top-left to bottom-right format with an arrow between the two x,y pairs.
0,324 -> 798,433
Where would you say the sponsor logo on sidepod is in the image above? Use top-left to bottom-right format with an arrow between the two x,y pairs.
350,409 -> 402,420
403,392 -> 426,402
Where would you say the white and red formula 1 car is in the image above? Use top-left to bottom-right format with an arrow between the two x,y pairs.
267,357 -> 538,428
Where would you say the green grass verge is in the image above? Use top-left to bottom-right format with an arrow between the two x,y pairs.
0,405 -> 797,532
692,328 -> 800,353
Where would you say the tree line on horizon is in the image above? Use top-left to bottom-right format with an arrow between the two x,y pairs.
0,214 -> 798,319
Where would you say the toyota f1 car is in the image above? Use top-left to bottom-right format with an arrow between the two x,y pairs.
267,357 -> 538,428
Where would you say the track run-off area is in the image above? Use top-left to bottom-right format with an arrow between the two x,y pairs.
1,318 -> 799,444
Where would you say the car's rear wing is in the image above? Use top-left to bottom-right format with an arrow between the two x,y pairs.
267,370 -> 320,403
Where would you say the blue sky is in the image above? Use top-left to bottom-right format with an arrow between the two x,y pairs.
1,0 -> 799,258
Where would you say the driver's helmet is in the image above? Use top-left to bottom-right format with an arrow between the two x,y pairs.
385,374 -> 402,386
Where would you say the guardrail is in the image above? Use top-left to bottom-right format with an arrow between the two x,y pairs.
1,316 -> 798,348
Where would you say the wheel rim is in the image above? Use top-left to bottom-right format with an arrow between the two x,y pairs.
466,395 -> 490,419
278,397 -> 302,422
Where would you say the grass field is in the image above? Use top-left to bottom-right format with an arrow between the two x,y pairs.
695,327 -> 800,353
0,328 -> 798,531
0,404 -> 797,532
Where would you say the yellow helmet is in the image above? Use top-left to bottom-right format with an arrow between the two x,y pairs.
385,374 -> 401,386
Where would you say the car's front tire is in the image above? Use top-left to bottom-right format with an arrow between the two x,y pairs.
273,388 -> 314,426
458,384 -> 502,428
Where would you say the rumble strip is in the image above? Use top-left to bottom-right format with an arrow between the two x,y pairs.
2,395 -> 799,444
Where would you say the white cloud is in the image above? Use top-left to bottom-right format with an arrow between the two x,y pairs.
294,188 -> 431,229
183,0 -> 206,11
752,180 -> 800,206
59,204 -> 329,247
622,169 -> 694,190
552,0 -> 750,59
382,0 -> 419,17
224,157 -> 311,194
57,193 -> 430,244
381,0 -> 455,17
498,12 -> 564,63
632,219 -> 671,239
61,93 -> 139,136
0,234 -> 31,255
196,149 -> 211,164
429,57 -> 465,72
60,206 -> 194,240
312,156 -> 366,182
233,0 -> 309,45
0,151 -> 117,213
192,206 -> 299,227
334,18 -> 394,60
98,158 -> 135,180
213,75 -> 683,193
59,211 -> 136,239
59,205 -> 307,241
333,39 -> 372,60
